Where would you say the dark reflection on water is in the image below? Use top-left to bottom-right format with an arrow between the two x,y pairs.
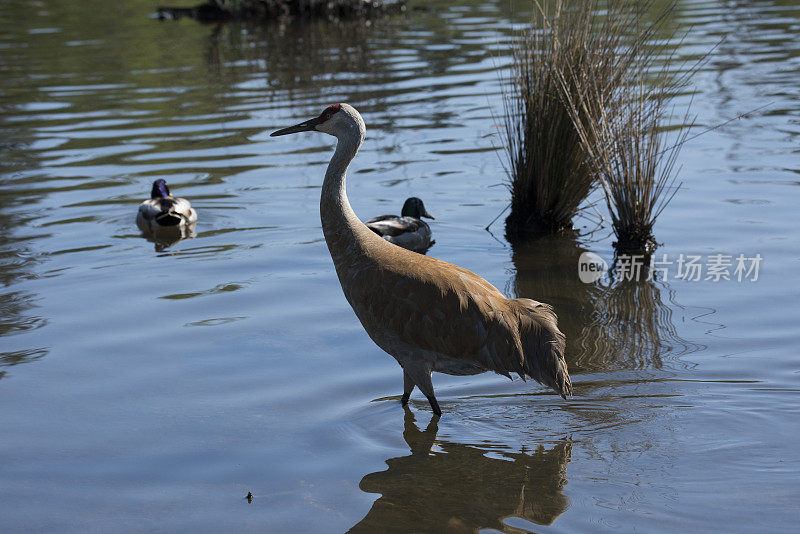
510,236 -> 701,374
586,257 -> 706,370
350,408 -> 571,533
197,2 -> 518,128
138,223 -> 197,252
507,234 -> 599,374
0,290 -> 46,337
0,348 -> 49,382
0,202 -> 48,379
203,18 -> 387,96
0,266 -> 47,382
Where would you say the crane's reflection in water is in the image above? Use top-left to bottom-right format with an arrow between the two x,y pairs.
350,408 -> 571,533
509,235 -> 701,374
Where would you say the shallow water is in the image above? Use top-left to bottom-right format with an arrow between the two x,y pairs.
1,0 -> 799,532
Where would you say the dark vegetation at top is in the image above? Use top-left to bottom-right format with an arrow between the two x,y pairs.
157,0 -> 407,23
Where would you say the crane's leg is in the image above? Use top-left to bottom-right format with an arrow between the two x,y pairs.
402,362 -> 441,417
401,370 -> 415,406
425,393 -> 442,418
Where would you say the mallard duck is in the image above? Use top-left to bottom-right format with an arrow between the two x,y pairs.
365,197 -> 435,253
136,179 -> 197,231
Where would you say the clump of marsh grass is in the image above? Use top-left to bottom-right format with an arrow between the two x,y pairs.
584,89 -> 689,254
501,0 -> 693,249
501,1 -> 640,241
560,4 -> 697,254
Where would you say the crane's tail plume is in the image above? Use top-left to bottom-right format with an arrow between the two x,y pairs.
514,298 -> 573,399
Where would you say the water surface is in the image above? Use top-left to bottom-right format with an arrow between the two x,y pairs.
1,0 -> 799,532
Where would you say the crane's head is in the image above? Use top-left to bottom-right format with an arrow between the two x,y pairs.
270,103 -> 365,141
151,179 -> 171,199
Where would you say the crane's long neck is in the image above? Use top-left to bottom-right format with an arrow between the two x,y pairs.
320,127 -> 370,269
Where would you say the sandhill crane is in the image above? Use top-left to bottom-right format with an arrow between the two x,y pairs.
271,104 -> 572,416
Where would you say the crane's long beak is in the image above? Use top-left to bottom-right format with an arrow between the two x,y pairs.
270,117 -> 321,137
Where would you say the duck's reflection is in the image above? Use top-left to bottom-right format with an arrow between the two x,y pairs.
350,408 -> 571,533
510,235 -> 700,373
139,223 -> 196,252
